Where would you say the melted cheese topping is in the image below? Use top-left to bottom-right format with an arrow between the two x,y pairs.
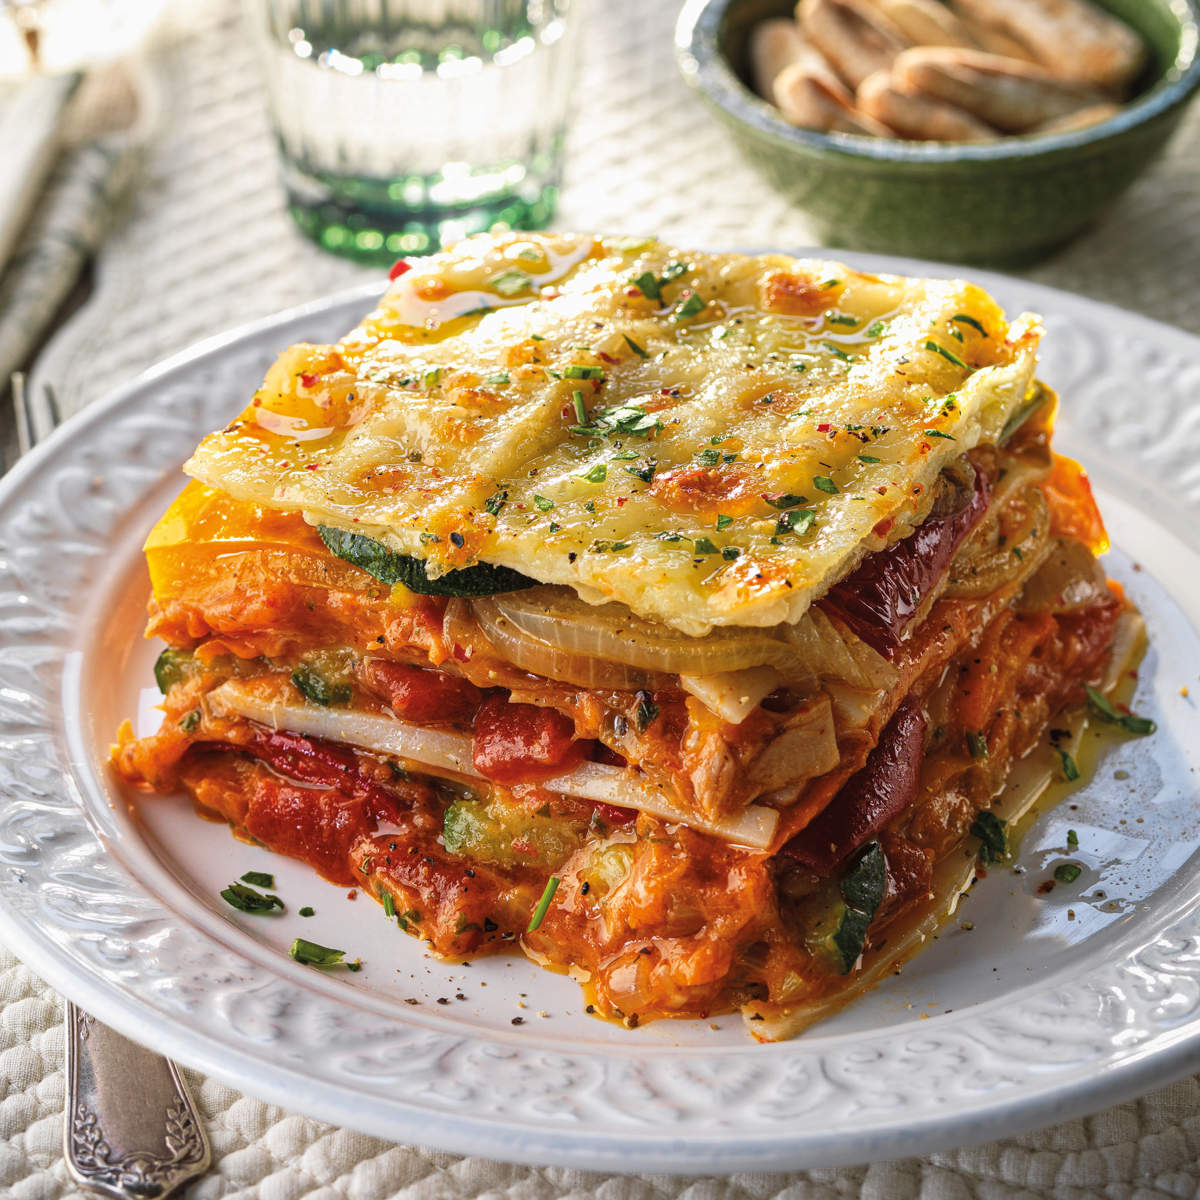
186,233 -> 1041,634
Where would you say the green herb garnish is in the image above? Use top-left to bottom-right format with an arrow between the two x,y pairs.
488,269 -> 532,297
624,460 -> 657,483
827,313 -> 858,328
533,494 -> 555,511
857,454 -> 881,464
241,871 -> 275,888
178,709 -> 201,732
527,875 -> 561,932
221,882 -> 284,914
580,463 -> 608,483
828,841 -> 886,974
299,906 -> 314,917
970,810 -> 1008,864
674,293 -> 706,322
1084,685 -> 1156,735
1067,829 -> 1079,849
813,475 -> 838,494
924,429 -> 956,440
716,514 -> 733,531
630,271 -> 661,300
924,340 -> 967,369
483,371 -> 510,386
823,342 -> 854,362
764,493 -> 807,510
866,320 -> 888,338
952,313 -> 988,337
693,537 -> 719,554
635,691 -> 659,732
289,938 -> 347,967
1054,746 -> 1080,781
775,508 -> 816,536
292,663 -> 351,707
1054,862 -> 1082,884
564,365 -> 604,380
484,492 -> 507,516
382,891 -> 396,918
623,334 -> 649,358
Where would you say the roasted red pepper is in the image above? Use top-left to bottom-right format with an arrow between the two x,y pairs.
359,658 -> 481,726
472,694 -> 590,784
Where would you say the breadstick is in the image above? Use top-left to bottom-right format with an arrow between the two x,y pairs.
894,47 -> 1102,132
857,70 -> 997,140
1030,102 -> 1122,135
954,14 -> 1039,65
864,0 -> 974,49
774,63 -> 896,135
798,0 -> 911,89
750,19 -> 809,99
953,0 -> 1145,91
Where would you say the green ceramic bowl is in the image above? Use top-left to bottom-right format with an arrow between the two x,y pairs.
675,0 -> 1200,264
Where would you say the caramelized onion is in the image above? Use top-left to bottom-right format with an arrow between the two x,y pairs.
1016,538 -> 1109,614
944,486 -> 1050,599
486,587 -> 807,680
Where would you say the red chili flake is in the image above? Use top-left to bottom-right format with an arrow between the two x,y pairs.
346,889 -> 358,900
305,463 -> 319,471
1037,881 -> 1055,895
299,373 -> 319,388
598,351 -> 618,364
616,497 -> 628,506
816,423 -> 832,433
875,486 -> 888,495
388,259 -> 411,280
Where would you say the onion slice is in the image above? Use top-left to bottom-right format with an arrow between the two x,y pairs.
206,681 -> 779,848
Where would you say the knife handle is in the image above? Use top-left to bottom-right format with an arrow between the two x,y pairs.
64,1002 -> 210,1199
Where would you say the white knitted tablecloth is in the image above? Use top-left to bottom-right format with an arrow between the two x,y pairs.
7,1 -> 1200,1195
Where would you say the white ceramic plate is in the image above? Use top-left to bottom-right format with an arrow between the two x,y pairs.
3,253 -> 1200,1175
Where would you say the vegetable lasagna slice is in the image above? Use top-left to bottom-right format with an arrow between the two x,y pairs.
113,233 -> 1144,1039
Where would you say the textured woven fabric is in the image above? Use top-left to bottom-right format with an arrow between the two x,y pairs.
7,0 -> 1200,1195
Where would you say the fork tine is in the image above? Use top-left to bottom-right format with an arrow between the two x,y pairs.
12,373 -> 32,458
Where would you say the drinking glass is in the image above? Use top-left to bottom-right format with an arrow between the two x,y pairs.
250,0 -> 581,264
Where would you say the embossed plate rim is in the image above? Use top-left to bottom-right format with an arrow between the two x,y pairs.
2,252 -> 1200,1173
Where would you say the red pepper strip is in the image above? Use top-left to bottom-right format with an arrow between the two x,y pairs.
782,699 -> 927,873
821,467 -> 992,657
358,658 -> 481,725
388,259 -> 411,280
473,694 -> 592,784
225,728 -> 402,821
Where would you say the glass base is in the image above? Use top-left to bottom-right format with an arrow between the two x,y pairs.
285,184 -> 560,265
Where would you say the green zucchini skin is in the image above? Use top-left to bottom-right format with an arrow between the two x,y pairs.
830,841 -> 887,974
317,525 -> 536,597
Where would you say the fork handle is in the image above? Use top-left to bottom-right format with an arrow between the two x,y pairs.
64,1002 -> 210,1199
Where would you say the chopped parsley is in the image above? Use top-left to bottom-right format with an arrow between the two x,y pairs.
722,547 -> 740,561
178,709 -> 201,732
241,871 -> 275,888
660,261 -> 689,285
221,882 -> 284,914
624,459 -> 657,483
764,493 -> 807,510
580,463 -> 608,483
813,475 -> 838,494
1054,746 -> 1080,781
299,906 -> 315,917
527,875 -> 561,932
623,334 -> 649,358
823,342 -> 854,362
1054,862 -> 1082,884
1067,829 -> 1079,849
693,537 -> 719,554
924,429 -> 956,440
630,271 -> 661,300
674,293 -> 706,321
952,313 -> 988,337
695,448 -> 721,467
924,340 -> 968,369
775,508 -> 816,536
635,691 -> 659,732
970,810 -> 1008,864
858,454 -> 881,464
716,514 -> 733,530
423,366 -> 442,388
571,401 -> 662,440
483,371 -> 510,386
564,364 -> 605,380
1084,685 -> 1156,735
288,938 -> 347,967
533,494 -> 555,511
827,312 -> 858,327
866,319 -> 889,338
292,663 -> 351,707
484,491 -> 507,516
488,269 -> 532,296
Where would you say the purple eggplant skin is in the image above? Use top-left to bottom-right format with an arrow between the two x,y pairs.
783,699 -> 927,873
821,466 -> 992,656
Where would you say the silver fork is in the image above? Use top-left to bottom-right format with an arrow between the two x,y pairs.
9,373 -> 211,1200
